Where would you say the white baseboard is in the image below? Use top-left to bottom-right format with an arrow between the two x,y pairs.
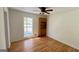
47,34 -> 79,50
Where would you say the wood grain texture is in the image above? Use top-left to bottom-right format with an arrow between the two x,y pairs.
38,18 -> 47,37
8,37 -> 79,52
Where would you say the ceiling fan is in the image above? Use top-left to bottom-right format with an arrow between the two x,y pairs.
39,7 -> 53,14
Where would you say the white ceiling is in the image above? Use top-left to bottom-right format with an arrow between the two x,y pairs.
10,7 -> 79,15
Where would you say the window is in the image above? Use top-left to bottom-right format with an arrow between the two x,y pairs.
24,17 -> 33,37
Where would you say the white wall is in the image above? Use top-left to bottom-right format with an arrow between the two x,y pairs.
47,8 -> 79,49
0,8 -> 6,50
9,8 -> 47,42
9,9 -> 24,42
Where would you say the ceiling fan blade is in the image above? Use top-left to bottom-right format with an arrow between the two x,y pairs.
45,11 -> 50,14
46,9 -> 53,11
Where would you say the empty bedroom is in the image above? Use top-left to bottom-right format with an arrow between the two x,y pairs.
0,7 -> 79,52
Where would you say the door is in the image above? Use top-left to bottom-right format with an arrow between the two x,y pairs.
38,18 -> 47,37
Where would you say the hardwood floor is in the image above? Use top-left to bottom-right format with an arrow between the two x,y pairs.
8,37 -> 79,52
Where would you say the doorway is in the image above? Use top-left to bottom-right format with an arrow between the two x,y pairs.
38,18 -> 47,37
24,17 -> 33,37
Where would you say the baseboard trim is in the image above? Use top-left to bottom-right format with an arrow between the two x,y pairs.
47,35 -> 79,51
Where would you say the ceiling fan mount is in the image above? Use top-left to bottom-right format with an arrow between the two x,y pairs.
39,7 -> 53,14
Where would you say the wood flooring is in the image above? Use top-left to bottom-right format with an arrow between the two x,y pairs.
8,37 -> 79,52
